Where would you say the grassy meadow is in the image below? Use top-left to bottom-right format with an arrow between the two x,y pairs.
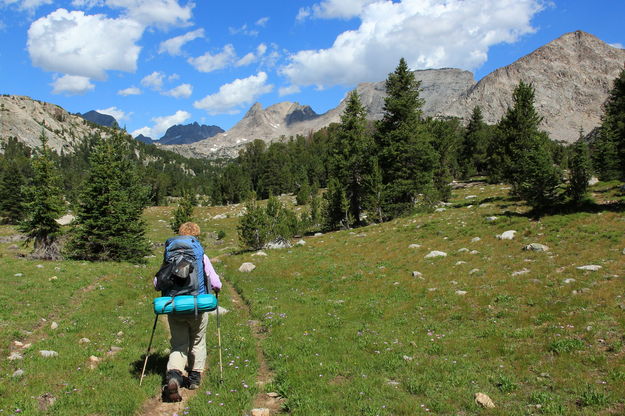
2,181 -> 625,415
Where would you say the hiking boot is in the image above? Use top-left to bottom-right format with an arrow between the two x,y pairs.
187,370 -> 201,390
163,370 -> 183,402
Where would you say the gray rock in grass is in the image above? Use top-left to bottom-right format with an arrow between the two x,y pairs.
425,250 -> 447,258
8,352 -> 23,361
207,306 -> 229,316
471,237 -> 481,243
497,230 -> 516,240
576,265 -> 602,271
39,350 -> 58,358
524,243 -> 549,252
512,268 -> 530,276
411,271 -> 423,278
408,244 -> 421,249
485,216 -> 498,222
475,392 -> 495,408
563,278 -> 576,284
239,262 -> 256,273
12,369 -> 24,378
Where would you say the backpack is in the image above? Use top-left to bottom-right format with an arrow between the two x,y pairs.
155,236 -> 206,297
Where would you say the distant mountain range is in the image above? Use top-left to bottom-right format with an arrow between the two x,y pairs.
167,31 -> 625,158
1,31 -> 624,158
80,110 -> 119,128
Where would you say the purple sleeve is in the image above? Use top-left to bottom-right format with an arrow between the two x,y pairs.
203,254 -> 222,290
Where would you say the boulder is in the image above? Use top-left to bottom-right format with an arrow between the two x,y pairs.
79,338 -> 91,344
455,290 -> 468,295
50,322 -> 58,330
563,278 -> 576,284
485,216 -> 498,222
296,239 -> 306,246
435,208 -> 446,212
471,237 -> 481,243
411,271 -> 423,278
408,244 -> 421,249
55,214 -> 75,225
212,213 -> 227,220
39,350 -> 58,358
239,262 -> 256,273
425,251 -> 447,258
475,392 -> 495,408
469,268 -> 480,275
251,409 -> 271,416
12,369 -> 24,378
265,239 -> 292,249
512,268 -> 530,276
457,248 -> 469,253
496,230 -> 516,240
576,265 -> 602,271
524,243 -> 549,252
8,352 -> 23,361
208,306 -> 229,316
252,251 -> 267,257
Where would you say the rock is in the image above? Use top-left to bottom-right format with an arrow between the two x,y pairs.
48,276 -> 58,281
208,306 -> 229,316
55,214 -> 75,225
314,232 -> 323,237
428,288 -> 437,291
435,207 -> 446,212
622,248 -> 625,255
512,268 -> 530,276
563,278 -> 576,284
212,213 -> 227,220
470,250 -> 479,255
408,244 -> 421,249
50,322 -> 58,330
455,261 -> 467,265
425,250 -> 447,258
576,265 -> 602,271
88,355 -> 100,369
455,290 -> 467,295
252,250 -> 267,257
465,195 -> 477,199
251,409 -> 271,416
13,340 -> 24,348
116,331 -> 124,337
8,244 -> 19,250
265,239 -> 292,249
475,392 -> 495,408
485,216 -> 498,222
266,392 -> 280,398
471,237 -> 481,243
39,350 -> 58,358
12,369 -> 24,378
411,271 -> 423,278
588,176 -> 599,186
239,262 -> 256,273
14,273 -> 23,277
8,352 -> 23,361
37,393 -> 56,412
524,243 -> 549,252
296,239 -> 306,246
497,230 -> 516,240
36,264 -> 44,268
403,355 -> 414,361
79,338 -> 91,344
457,248 -> 469,253
106,346 -> 122,356
469,268 -> 480,275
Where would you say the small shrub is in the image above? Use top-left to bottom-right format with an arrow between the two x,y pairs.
577,385 -> 609,407
216,230 -> 226,240
493,373 -> 518,393
549,338 -> 585,354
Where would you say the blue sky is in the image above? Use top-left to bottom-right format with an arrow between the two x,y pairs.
1,0 -> 623,139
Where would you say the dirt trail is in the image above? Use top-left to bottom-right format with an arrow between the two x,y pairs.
137,281 -> 284,416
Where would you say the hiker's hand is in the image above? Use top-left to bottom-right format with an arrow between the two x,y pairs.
212,286 -> 220,294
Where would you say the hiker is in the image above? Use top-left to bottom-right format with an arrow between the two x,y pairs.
155,222 -> 222,402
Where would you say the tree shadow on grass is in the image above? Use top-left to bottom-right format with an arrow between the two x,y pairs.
525,199 -> 625,220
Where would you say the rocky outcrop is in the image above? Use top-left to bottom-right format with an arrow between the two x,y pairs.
80,110 -> 119,128
0,95 -> 109,153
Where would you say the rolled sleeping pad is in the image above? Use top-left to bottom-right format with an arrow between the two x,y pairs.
153,294 -> 218,315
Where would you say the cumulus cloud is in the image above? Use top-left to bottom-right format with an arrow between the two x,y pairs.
609,42 -> 624,49
51,74 -> 94,95
158,28 -> 205,56
97,106 -> 130,121
106,0 -> 193,28
118,86 -> 141,95
131,110 -> 191,139
28,8 -> 143,80
188,44 -> 236,72
194,72 -> 273,115
163,83 -> 192,98
70,0 -> 103,7
297,0 -> 377,20
284,0 -> 544,88
228,23 -> 258,37
236,43 -> 267,67
141,71 -> 165,90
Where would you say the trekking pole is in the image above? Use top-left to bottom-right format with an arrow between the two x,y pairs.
139,314 -> 159,386
216,293 -> 224,383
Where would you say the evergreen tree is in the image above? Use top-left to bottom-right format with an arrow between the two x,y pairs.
238,199 -> 270,250
568,137 -> 592,204
365,158 -> 385,223
322,177 -> 351,230
429,118 -> 462,201
18,132 -> 65,259
66,133 -> 150,262
170,193 -> 195,232
375,58 -> 438,216
0,161 -> 27,224
460,106 -> 489,178
493,81 -> 562,208
296,181 -> 311,206
329,91 -> 375,225
594,69 -> 625,180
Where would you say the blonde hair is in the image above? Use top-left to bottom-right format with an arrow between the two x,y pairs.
178,222 -> 200,236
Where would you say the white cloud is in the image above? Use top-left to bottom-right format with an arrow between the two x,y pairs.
2,0 -> 53,11
609,42 -> 624,49
71,0 -> 103,7
228,23 -> 258,37
235,43 -> 267,67
255,16 -> 269,27
118,86 -> 141,95
97,106 -> 130,121
105,0 -> 193,28
131,110 -> 191,138
51,74 -> 94,95
27,8 -> 143,80
141,71 -> 165,90
194,72 -> 273,115
279,85 -> 301,96
297,0 -> 377,20
158,28 -> 205,56
188,44 -> 236,72
163,83 -> 192,98
284,0 -> 544,88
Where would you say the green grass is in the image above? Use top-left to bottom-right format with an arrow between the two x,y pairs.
1,185 -> 624,415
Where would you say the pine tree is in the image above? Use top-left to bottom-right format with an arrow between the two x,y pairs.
66,133 -> 150,262
238,199 -> 270,250
568,136 -> 592,204
329,91 -> 375,225
494,81 -> 562,208
323,177 -> 351,230
594,69 -> 625,180
460,106 -> 489,178
18,132 -> 65,259
170,192 -> 195,233
375,58 -> 438,216
0,161 -> 27,224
